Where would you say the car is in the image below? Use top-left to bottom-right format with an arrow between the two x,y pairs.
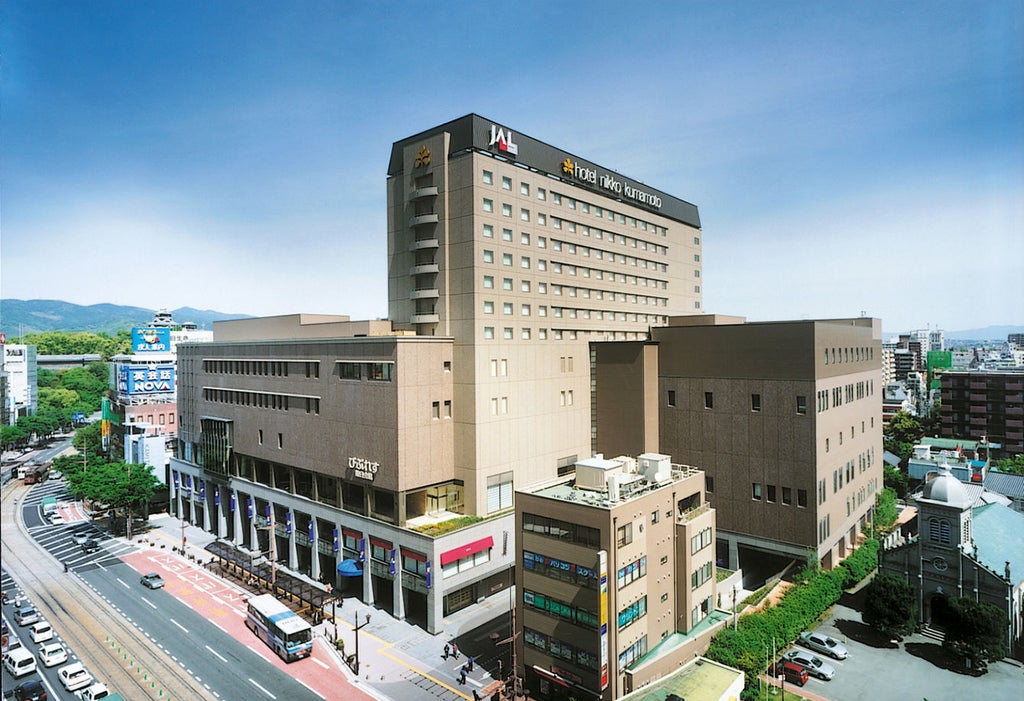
76,682 -> 111,700
49,470 -> 63,481
58,662 -> 94,691
798,631 -> 849,660
140,573 -> 165,589
29,620 -> 53,643
783,649 -> 836,680
48,513 -> 65,526
16,607 -> 40,626
71,532 -> 91,546
11,678 -> 47,701
81,539 -> 100,554
38,642 -> 68,667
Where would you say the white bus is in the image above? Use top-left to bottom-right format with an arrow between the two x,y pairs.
244,594 -> 313,662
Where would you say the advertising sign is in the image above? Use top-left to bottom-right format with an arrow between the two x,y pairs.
117,364 -> 176,395
599,550 -> 608,690
132,327 -> 171,353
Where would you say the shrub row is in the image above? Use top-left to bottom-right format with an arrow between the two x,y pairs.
705,538 -> 878,690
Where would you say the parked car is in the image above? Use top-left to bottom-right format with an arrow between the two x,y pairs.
776,660 -> 809,687
48,513 -> 65,526
11,678 -> 47,701
29,620 -> 53,643
799,631 -> 849,659
784,649 -> 836,680
58,662 -> 94,691
140,573 -> 165,589
76,682 -> 111,700
38,642 -> 68,667
4,647 -> 37,677
16,607 -> 40,626
49,470 -> 63,481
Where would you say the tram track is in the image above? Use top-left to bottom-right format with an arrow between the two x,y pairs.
2,482 -> 217,700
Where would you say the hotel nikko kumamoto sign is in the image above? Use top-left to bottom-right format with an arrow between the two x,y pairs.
132,327 -> 171,353
118,364 -> 176,395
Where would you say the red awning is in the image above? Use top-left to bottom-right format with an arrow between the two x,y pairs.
440,536 -> 494,566
532,666 -> 570,689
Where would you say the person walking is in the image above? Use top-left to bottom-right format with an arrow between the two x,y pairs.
468,655 -> 475,672
443,643 -> 450,659
452,642 -> 459,659
459,666 -> 467,685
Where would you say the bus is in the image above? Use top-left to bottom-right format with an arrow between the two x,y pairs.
244,594 -> 313,662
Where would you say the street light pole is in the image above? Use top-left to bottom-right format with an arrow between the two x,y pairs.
354,612 -> 371,675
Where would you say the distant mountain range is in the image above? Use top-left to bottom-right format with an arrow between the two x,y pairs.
0,299 -> 251,337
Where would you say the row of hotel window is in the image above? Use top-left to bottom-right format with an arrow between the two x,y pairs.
482,169 -> 675,239
482,223 -> 675,264
483,302 -> 670,322
751,483 -> 809,507
203,388 -> 321,415
483,273 -> 675,301
202,359 -> 320,378
668,391 -> 810,415
825,423 -> 876,452
824,346 -> 874,365
482,327 -> 658,342
817,380 -> 875,412
480,249 -> 678,290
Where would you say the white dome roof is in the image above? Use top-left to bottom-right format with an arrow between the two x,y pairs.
922,467 -> 970,508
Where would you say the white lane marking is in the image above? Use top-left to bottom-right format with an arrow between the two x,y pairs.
116,577 -> 130,589
142,598 -> 157,609
296,679 -> 324,699
205,645 -> 228,663
169,618 -> 189,634
248,677 -> 277,699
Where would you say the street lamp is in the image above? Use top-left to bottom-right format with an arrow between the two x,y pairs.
354,612 -> 371,675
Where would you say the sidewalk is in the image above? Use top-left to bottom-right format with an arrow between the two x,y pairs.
143,512 -> 514,701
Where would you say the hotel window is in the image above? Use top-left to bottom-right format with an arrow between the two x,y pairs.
432,401 -> 440,419
568,198 -> 576,210
502,253 -> 512,266
520,182 -> 529,196
694,254 -> 700,262
751,393 -> 761,411
521,304 -> 531,316
482,170 -> 493,184
503,303 -> 513,315
667,390 -> 676,407
694,269 -> 700,278
581,202 -> 590,213
503,328 -> 513,340
483,275 -> 494,289
502,228 -> 513,241
521,232 -> 530,245
538,260 -> 547,271
616,523 -> 633,548
521,256 -> 530,269
483,224 -> 493,238
553,240 -> 562,252
520,208 -> 530,222
538,282 -> 547,293
484,327 -> 494,339
503,277 -> 513,291
502,176 -> 511,190
521,328 -> 531,340
538,306 -> 547,317
553,218 -> 561,229
483,198 -> 493,212
537,187 -> 546,200
484,301 -> 494,314
502,203 -> 512,217
752,482 -> 762,500
704,392 -> 713,409
552,193 -> 561,204
539,328 -> 547,339
538,236 -> 546,248
521,280 -> 531,292
537,213 -> 546,225
483,250 -> 494,263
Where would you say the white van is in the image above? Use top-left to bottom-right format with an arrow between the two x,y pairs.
3,646 -> 38,677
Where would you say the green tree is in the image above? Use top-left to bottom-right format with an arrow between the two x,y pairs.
942,597 -> 1009,670
862,573 -> 918,640
72,422 -> 105,459
64,459 -> 161,533
874,488 -> 900,536
2,424 -> 30,450
992,454 -> 1024,476
883,463 -> 909,495
884,410 -> 923,465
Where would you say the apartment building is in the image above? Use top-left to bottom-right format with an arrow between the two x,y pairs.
940,370 -> 1024,457
653,315 -> 884,569
516,454 -> 723,700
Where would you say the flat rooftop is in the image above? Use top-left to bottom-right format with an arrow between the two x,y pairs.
620,648 -> 742,701
523,464 -> 702,509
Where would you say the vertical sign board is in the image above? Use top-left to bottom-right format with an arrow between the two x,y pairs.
599,549 -> 608,690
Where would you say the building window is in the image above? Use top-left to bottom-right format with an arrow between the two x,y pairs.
751,393 -> 761,412
483,198 -> 493,212
767,484 -> 777,503
796,395 -> 807,415
705,475 -> 714,493
484,327 -> 494,339
617,596 -> 648,631
520,182 -> 529,196
503,328 -> 513,340
277,433 -> 283,449
752,482 -> 762,500
521,256 -> 530,269
483,275 -> 494,289
667,390 -> 676,407
482,170 -> 493,184
483,250 -> 494,263
704,392 -> 714,409
483,224 -> 493,238
782,487 -> 792,505
502,228 -> 513,242
484,301 -> 494,314
521,304 -> 531,316
503,277 -> 513,291
443,400 -> 451,418
487,471 -> 514,513
432,401 -> 440,419
502,176 -> 511,190
616,556 -> 646,589
502,203 -> 512,217
502,253 -> 512,266
521,232 -> 530,245
503,302 -> 513,315
798,489 -> 808,508
616,523 -> 633,548
520,208 -> 530,222
521,328 -> 531,340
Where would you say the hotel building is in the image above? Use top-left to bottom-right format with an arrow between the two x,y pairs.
170,115 -> 705,634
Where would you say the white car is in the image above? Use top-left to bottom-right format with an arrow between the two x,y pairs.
38,642 -> 68,667
29,620 -> 53,643
49,513 -> 66,526
58,662 -> 94,691
77,682 -> 111,700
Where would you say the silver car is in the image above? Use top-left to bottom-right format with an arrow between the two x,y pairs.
784,649 -> 836,680
799,631 -> 849,659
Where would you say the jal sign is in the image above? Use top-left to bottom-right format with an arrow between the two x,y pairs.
488,124 -> 518,156
132,327 -> 171,353
118,364 -> 176,395
349,456 -> 380,481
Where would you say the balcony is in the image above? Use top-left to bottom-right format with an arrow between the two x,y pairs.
410,263 -> 440,275
409,288 -> 439,300
970,417 -> 987,426
411,313 -> 440,324
1006,382 -> 1023,391
969,405 -> 987,414
409,238 -> 439,251
969,393 -> 987,402
970,382 -> 988,390
1006,394 -> 1023,403
408,186 -> 439,200
1008,406 -> 1024,416
409,213 -> 439,227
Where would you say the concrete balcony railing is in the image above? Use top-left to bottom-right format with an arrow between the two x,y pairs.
409,288 -> 439,300
411,313 -> 440,324
408,186 -> 439,200
410,263 -> 440,275
409,238 -> 439,251
409,213 -> 439,227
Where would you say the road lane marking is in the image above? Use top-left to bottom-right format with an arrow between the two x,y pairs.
169,618 -> 189,634
116,578 -> 130,588
296,679 -> 324,699
311,657 -> 328,669
205,645 -> 228,663
142,598 -> 157,609
248,677 -> 277,699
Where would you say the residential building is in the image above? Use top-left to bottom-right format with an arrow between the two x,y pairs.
653,315 -> 884,570
939,370 -> 1024,457
516,454 -> 725,700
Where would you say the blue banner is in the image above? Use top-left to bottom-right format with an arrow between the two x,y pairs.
199,481 -> 205,500
332,528 -> 339,552
425,560 -> 432,589
247,497 -> 253,519
116,363 -> 176,395
131,327 -> 171,353
358,538 -> 366,563
285,511 -> 293,534
389,549 -> 397,575
308,520 -> 314,545
214,486 -> 220,506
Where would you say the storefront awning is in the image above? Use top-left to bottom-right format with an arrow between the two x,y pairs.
440,535 -> 494,566
336,559 -> 364,577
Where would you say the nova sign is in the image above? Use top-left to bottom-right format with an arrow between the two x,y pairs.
349,456 -> 379,481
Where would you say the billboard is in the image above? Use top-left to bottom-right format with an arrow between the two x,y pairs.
117,364 -> 176,395
132,327 -> 171,353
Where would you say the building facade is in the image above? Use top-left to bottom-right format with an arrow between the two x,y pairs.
939,370 -> 1024,457
516,454 -> 724,700
3,344 -> 38,422
653,315 -> 884,569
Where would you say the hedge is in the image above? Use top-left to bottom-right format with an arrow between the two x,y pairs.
705,538 -> 878,690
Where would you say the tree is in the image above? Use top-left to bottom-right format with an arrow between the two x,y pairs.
883,463 -> 908,495
873,488 -> 900,536
863,573 -> 917,640
992,454 -> 1024,476
1,424 -> 30,451
884,410 -> 923,465
942,597 -> 1009,671
63,458 -> 162,533
72,422 -> 105,458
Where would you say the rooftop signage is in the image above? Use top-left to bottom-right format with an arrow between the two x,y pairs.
132,327 -> 171,353
488,124 -> 519,156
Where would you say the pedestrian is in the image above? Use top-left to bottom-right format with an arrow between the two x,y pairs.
452,642 -> 459,659
473,690 -> 480,701
459,667 -> 467,685
443,643 -> 450,659
468,655 -> 474,672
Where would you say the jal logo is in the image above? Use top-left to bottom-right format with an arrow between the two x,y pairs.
488,124 -> 518,156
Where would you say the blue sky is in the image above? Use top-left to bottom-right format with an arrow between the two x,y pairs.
2,1 -> 1021,334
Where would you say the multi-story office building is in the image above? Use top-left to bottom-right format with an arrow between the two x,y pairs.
171,115 -> 707,634
940,370 -> 1024,457
653,315 -> 884,569
516,454 -> 722,700
2,344 -> 38,422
